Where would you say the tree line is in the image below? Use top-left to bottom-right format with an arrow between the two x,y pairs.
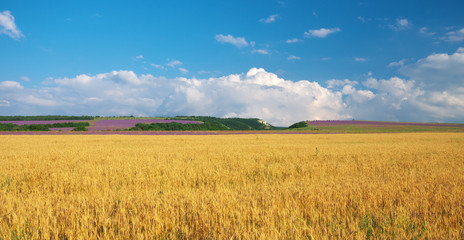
0,115 -> 94,121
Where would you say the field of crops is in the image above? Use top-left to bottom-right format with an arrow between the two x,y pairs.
1,133 -> 463,239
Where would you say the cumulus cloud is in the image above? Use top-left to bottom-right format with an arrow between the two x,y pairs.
2,49 -> 464,125
0,10 -> 24,40
321,48 -> 464,122
259,14 -> 279,23
215,34 -> 248,48
399,48 -> 464,90
324,75 -> 427,121
0,68 -> 350,126
304,28 -> 341,38
362,77 -> 423,109
326,79 -> 358,88
368,49 -> 464,121
341,85 -> 375,103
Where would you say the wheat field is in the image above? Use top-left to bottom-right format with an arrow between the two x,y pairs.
0,133 -> 463,239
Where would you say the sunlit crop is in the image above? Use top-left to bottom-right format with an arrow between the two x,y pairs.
1,133 -> 463,239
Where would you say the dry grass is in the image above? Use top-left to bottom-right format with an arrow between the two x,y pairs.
0,133 -> 463,239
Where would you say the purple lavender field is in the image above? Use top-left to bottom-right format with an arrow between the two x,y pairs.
307,120 -> 464,127
49,127 -> 75,131
299,120 -> 464,133
87,119 -> 202,131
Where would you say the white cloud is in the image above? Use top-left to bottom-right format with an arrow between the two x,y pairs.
389,18 -> 412,31
428,90 -> 464,107
356,49 -> 464,121
397,19 -> 410,27
399,48 -> 464,90
167,60 -> 182,67
326,79 -> 358,88
357,16 -> 365,23
19,95 -> 58,107
252,49 -> 270,55
304,28 -> 341,38
288,55 -> 301,60
388,59 -> 406,67
259,14 -> 279,23
178,68 -> 189,74
0,81 -> 23,89
325,75 -> 427,120
135,55 -> 144,59
324,48 -> 464,122
286,38 -> 302,43
0,68 -> 349,126
0,10 -> 24,40
215,34 -> 248,48
442,28 -> 464,42
419,27 -> 435,36
341,85 -> 375,103
151,64 -> 167,70
321,57 -> 332,61
363,77 -> 378,89
354,57 -> 368,62
366,77 -> 422,101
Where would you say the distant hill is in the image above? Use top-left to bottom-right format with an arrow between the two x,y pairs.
164,116 -> 280,130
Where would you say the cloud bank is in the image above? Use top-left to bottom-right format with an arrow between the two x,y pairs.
1,49 -> 463,125
0,68 -> 347,126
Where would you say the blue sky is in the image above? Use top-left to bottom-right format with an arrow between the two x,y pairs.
1,0 -> 464,125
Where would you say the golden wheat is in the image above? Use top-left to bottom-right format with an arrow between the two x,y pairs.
0,133 -> 463,239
